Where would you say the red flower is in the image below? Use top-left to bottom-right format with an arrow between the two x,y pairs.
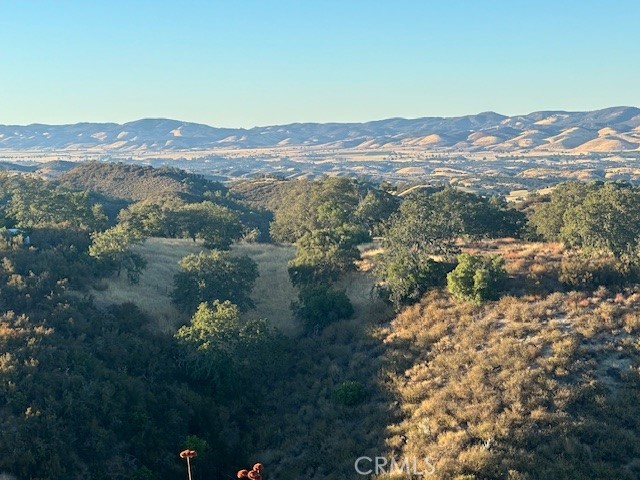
252,463 -> 264,472
247,471 -> 261,480
237,469 -> 250,478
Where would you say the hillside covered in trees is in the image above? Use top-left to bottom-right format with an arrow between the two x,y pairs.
1,164 -> 640,479
58,162 -> 227,202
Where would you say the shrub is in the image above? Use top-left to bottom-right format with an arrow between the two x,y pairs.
332,381 -> 367,406
559,250 -> 632,288
292,285 -> 354,332
171,251 -> 259,314
376,256 -> 454,308
373,187 -> 520,308
447,254 -> 507,304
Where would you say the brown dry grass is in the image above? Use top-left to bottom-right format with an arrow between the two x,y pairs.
356,240 -> 383,273
460,238 -> 565,294
378,285 -> 640,479
90,238 -> 300,334
231,242 -> 299,335
90,237 -> 388,337
90,237 -> 202,333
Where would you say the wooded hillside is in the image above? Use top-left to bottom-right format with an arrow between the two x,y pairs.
1,167 -> 640,479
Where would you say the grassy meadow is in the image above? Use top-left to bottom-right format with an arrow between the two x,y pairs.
89,237 -> 202,332
89,238 -> 300,333
88,238 -> 393,336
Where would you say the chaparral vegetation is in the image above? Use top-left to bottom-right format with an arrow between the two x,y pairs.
1,164 -> 640,480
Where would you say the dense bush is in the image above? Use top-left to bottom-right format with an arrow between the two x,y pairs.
177,201 -> 243,248
287,227 -> 362,286
275,179 -> 393,338
175,301 -> 277,393
119,198 -> 244,249
529,181 -> 596,242
292,285 -> 354,332
59,161 -> 227,201
447,253 -> 507,304
89,224 -> 147,283
6,182 -> 107,231
0,171 -> 277,479
235,177 -> 397,238
531,181 -> 640,258
559,250 -> 635,288
376,188 -> 520,308
269,177 -> 394,244
333,381 -> 367,406
59,162 -> 272,242
172,251 -> 259,314
0,266 -> 240,479
376,256 -> 453,308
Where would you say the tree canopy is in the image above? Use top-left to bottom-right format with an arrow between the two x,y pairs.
287,226 -> 362,286
171,251 -> 259,314
7,182 -> 107,231
292,285 -> 354,332
88,224 -> 147,283
376,187 -> 521,307
531,181 -> 640,258
118,197 -> 244,248
174,300 -> 273,388
269,177 -> 396,244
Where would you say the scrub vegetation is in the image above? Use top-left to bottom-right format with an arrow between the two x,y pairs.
1,166 -> 640,480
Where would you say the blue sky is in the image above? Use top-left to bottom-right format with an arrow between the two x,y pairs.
0,0 -> 638,127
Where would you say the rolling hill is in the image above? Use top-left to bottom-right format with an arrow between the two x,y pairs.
1,106 -> 639,153
57,162 -> 226,201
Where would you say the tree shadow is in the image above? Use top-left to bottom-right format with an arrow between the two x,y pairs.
246,298 -> 402,480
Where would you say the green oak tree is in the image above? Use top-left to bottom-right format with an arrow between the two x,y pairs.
376,188 -> 520,307
171,251 -> 258,314
88,224 -> 147,283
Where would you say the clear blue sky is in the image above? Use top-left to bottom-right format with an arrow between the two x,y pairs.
0,0 -> 638,127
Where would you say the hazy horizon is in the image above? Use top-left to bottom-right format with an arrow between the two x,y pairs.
0,105 -> 638,130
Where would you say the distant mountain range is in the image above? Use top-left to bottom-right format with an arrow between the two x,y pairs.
1,106 -> 640,153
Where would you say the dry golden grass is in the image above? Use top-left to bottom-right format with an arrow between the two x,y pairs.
356,240 -> 383,272
460,238 -> 565,294
90,237 -> 202,333
90,237 -> 389,337
231,242 -> 299,335
235,241 -> 389,334
90,238 -> 300,334
379,286 -> 640,479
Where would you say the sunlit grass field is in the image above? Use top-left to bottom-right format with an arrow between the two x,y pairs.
88,238 -> 390,335
90,238 -> 300,334
90,237 -> 203,332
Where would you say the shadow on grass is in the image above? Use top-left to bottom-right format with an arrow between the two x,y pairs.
246,294 -> 400,480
